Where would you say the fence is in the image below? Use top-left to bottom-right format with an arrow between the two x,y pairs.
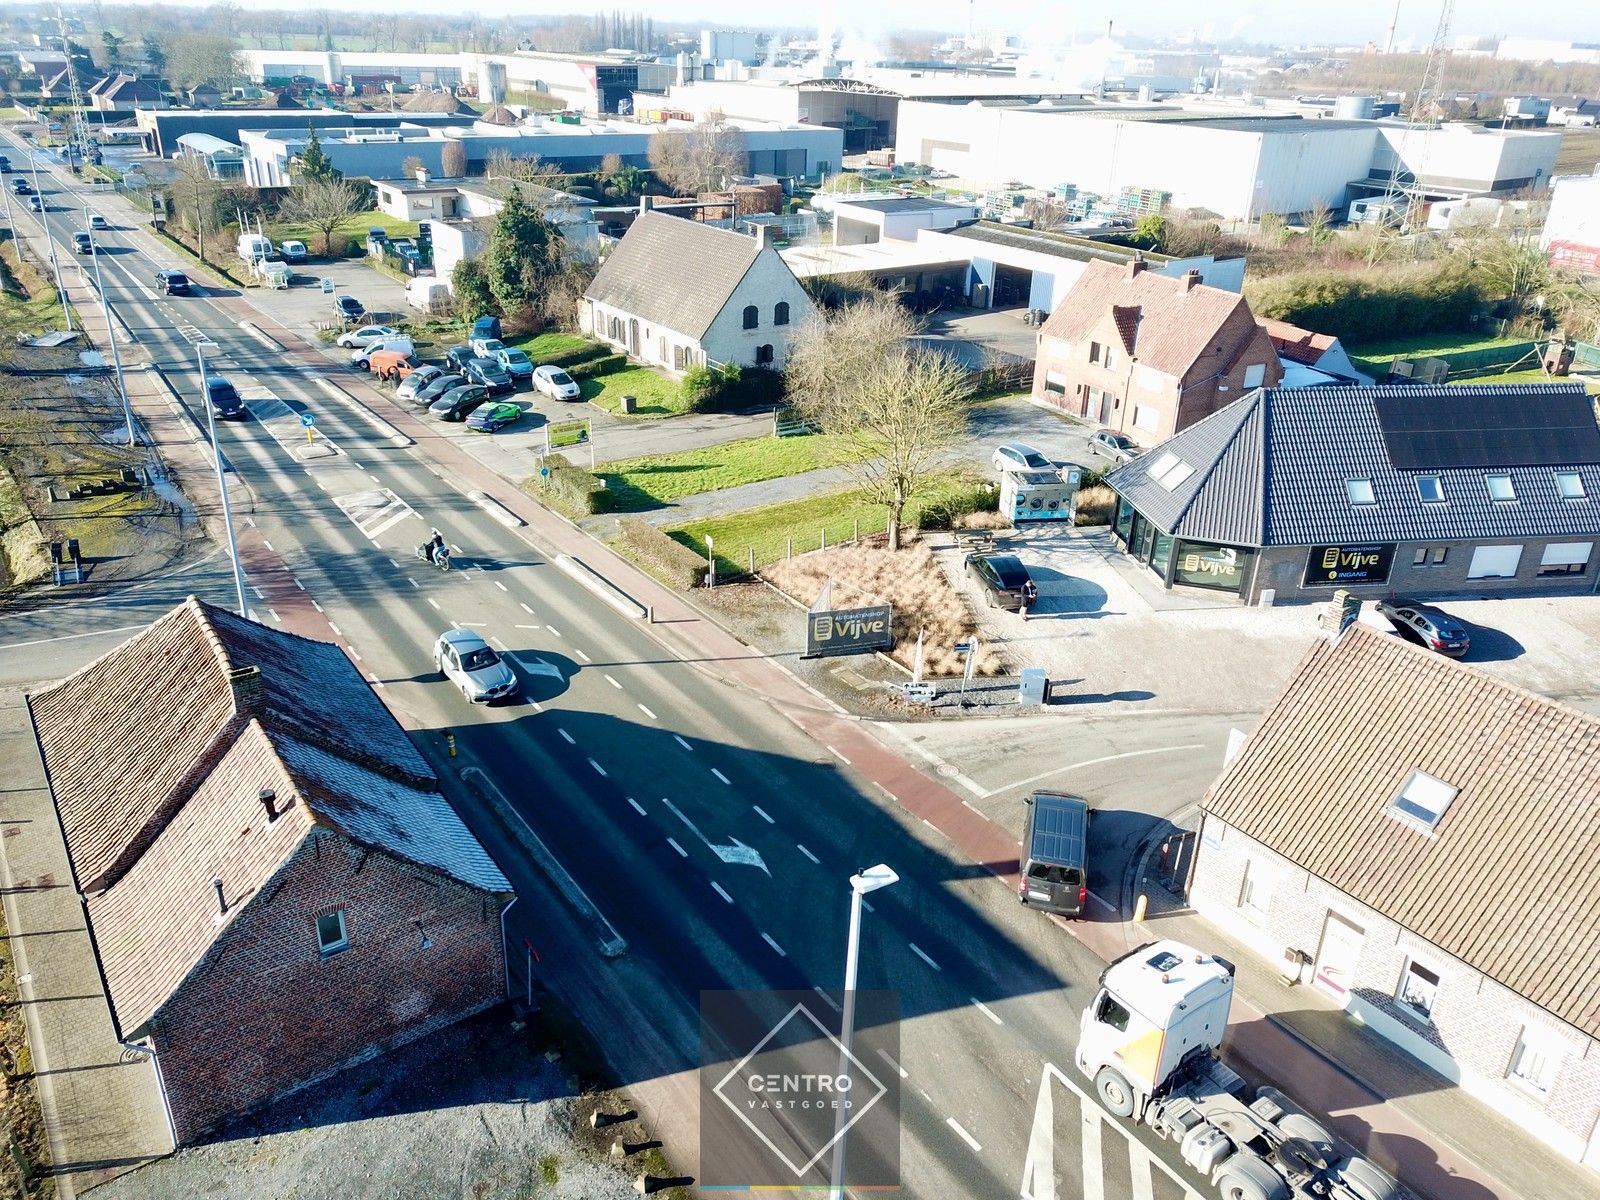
692,511 -> 898,584
1573,341 -> 1600,370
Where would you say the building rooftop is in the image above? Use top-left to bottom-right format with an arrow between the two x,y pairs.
836,197 -> 976,215
946,221 -> 1177,265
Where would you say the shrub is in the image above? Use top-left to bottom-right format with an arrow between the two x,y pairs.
614,517 -> 709,589
678,362 -> 752,412
522,453 -> 611,515
1245,260 -> 1483,345
913,477 -> 999,530
1075,483 -> 1116,526
543,342 -> 612,368
568,353 -> 628,379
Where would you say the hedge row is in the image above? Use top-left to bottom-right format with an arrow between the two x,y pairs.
614,518 -> 709,589
568,354 -> 628,379
1245,261 -> 1482,346
914,478 -> 1000,530
525,453 -> 612,516
543,342 -> 613,369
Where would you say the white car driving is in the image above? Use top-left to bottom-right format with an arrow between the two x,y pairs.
335,324 -> 398,349
434,628 -> 518,704
532,364 -> 581,401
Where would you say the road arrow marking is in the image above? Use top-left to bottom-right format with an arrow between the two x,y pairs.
659,796 -> 768,874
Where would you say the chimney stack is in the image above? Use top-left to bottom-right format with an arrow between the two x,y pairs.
1128,253 -> 1147,279
1182,269 -> 1201,291
1321,588 -> 1361,640
228,665 -> 263,718
259,788 -> 278,822
756,223 -> 780,250
212,877 -> 227,916
638,194 -> 653,214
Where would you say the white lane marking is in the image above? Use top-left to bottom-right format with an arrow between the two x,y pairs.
982,744 -> 1206,799
627,797 -> 647,816
862,899 -> 875,913
711,881 -> 734,905
293,577 -> 305,590
674,735 -> 693,752
515,623 -> 539,629
349,647 -> 362,662
251,586 -> 265,599
972,998 -> 1004,1026
369,675 -> 385,690
604,674 -> 622,689
408,578 -> 419,589
876,1048 -> 909,1079
459,621 -> 487,627
711,768 -> 731,785
490,636 -> 509,651
387,558 -> 399,569
427,597 -> 440,610
328,622 -> 342,636
546,624 -> 561,637
245,516 -> 256,527
519,602 -> 533,614
268,609 -> 281,623
909,943 -> 942,972
574,648 -> 591,663
752,805 -> 774,824
761,933 -> 787,958
667,837 -> 688,858
813,987 -> 843,1014
637,703 -> 657,720
827,744 -> 852,765
369,474 -> 381,483
495,580 -> 508,592
588,758 -> 607,777
262,539 -> 274,551
947,1118 -> 982,1154
796,844 -> 820,864
1082,1104 -> 1105,1200
558,729 -> 575,745
311,600 -> 323,612
0,624 -> 147,651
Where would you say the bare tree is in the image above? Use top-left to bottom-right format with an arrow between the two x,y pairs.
598,151 -> 623,181
440,139 -> 468,178
646,109 -> 746,196
401,155 -> 425,180
278,179 -> 365,256
485,147 -> 561,184
1304,200 -> 1335,247
170,155 -> 222,263
787,295 -> 971,550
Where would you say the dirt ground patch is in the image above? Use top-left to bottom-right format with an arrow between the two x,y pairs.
764,535 -> 1000,676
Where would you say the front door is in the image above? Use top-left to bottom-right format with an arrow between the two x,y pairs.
1313,912 -> 1365,998
628,318 -> 640,356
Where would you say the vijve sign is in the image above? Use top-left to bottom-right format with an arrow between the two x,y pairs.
805,605 -> 893,658
1302,543 -> 1396,587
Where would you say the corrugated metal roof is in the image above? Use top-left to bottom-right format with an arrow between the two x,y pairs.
1203,623 -> 1600,1039
1106,384 -> 1600,546
584,211 -> 767,340
947,222 -> 1178,265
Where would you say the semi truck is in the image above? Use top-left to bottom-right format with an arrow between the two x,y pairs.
1076,941 -> 1399,1200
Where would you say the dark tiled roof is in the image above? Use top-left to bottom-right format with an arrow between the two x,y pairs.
585,211 -> 772,339
1106,384 -> 1600,547
840,198 -> 974,214
1204,623 -> 1600,1039
947,221 -> 1177,265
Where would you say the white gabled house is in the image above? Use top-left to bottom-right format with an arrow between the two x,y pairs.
580,208 -> 816,375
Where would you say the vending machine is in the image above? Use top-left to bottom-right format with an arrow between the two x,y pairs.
1001,466 -> 1082,525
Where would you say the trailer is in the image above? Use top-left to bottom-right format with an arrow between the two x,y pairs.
1076,941 -> 1399,1200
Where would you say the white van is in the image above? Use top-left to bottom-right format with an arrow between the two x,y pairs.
349,336 -> 415,367
406,277 -> 450,313
237,232 -> 273,262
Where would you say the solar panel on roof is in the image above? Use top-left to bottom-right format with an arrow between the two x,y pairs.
1374,390 -> 1600,469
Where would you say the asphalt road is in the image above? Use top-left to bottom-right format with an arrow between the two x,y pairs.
2,134 -> 1221,1200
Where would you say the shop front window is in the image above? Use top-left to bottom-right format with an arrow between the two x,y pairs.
1173,541 -> 1252,593
1114,497 -> 1134,542
1150,531 -> 1175,577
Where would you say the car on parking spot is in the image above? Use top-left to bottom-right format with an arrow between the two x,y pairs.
444,344 -> 478,373
72,230 -> 94,255
369,348 -> 421,381
11,178 -> 31,195
428,383 -> 490,422
1088,430 -> 1141,465
349,334 -> 414,368
28,195 -> 44,212
532,364 -> 581,400
433,628 -> 518,703
205,375 -> 244,420
332,294 -> 365,322
155,269 -> 191,295
278,239 -> 308,262
464,356 -> 515,394
89,212 -> 108,230
494,347 -> 534,385
465,401 -> 522,432
336,324 -> 398,349
1375,597 -> 1472,657
412,372 -> 465,406
966,552 -> 1038,611
396,363 -> 445,400
991,442 -> 1054,474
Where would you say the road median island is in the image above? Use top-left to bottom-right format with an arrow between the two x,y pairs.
552,553 -> 646,619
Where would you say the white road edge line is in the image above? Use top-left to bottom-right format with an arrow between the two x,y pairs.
971,998 -> 1004,1026
981,744 -> 1206,799
909,943 -> 942,972
946,1118 -> 982,1153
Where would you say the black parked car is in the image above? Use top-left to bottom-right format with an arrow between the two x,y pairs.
966,552 -> 1038,611
155,269 -> 191,296
464,356 -> 514,394
1375,597 -> 1472,657
413,372 -> 465,406
10,177 -> 31,195
428,384 -> 489,422
333,294 -> 365,322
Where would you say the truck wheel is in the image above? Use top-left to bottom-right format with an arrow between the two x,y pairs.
1215,1157 -> 1289,1200
1334,1156 -> 1399,1200
1093,1067 -> 1135,1118
1276,1112 -> 1334,1153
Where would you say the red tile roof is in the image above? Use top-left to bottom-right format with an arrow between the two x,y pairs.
1204,622 -> 1600,1038
1256,316 -> 1339,366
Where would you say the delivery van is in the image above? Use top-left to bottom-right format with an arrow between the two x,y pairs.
1018,791 -> 1089,918
406,277 -> 450,313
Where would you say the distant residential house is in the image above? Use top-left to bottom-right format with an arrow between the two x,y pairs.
1255,317 -> 1372,385
1190,620 -> 1600,1169
90,73 -> 167,112
38,68 -> 92,101
28,598 -> 513,1144
19,55 -> 68,81
1032,258 -> 1281,444
1549,96 -> 1600,127
187,81 -> 223,108
581,208 -> 817,373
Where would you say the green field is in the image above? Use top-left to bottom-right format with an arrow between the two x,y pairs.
505,330 -> 591,360
1347,333 -> 1531,375
581,365 -> 688,418
270,209 -> 420,246
1456,368 -> 1600,392
0,107 -> 25,121
599,434 -> 858,512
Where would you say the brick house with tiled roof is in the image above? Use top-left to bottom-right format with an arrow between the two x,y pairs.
1189,621 -> 1600,1169
28,598 -> 513,1143
1031,257 -> 1281,444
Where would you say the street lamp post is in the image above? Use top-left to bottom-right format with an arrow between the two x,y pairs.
29,152 -> 73,333
83,203 -> 134,447
196,341 -> 249,616
828,863 -> 898,1200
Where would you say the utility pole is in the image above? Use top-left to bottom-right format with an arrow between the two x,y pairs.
83,203 -> 134,447
1384,0 -> 1402,55
196,342 -> 250,616
56,7 -> 96,174
30,153 -> 73,333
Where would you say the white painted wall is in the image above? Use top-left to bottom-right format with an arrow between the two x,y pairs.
700,249 -> 817,369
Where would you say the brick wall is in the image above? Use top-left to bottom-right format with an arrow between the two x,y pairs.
148,832 -> 506,1143
1173,313 -> 1283,430
1191,815 -> 1600,1164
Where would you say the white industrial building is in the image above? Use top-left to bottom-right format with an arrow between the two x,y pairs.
893,103 -> 1562,222
1541,173 -> 1600,276
1494,38 -> 1600,66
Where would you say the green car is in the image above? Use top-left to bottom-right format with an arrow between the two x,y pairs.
464,400 -> 522,432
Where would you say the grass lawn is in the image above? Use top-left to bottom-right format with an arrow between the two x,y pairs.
270,209 -> 420,247
582,365 -> 688,418
1347,332 -> 1531,374
599,434 -> 859,512
667,475 -> 986,575
0,107 -> 25,121
505,330 -> 592,360
1455,369 -> 1600,392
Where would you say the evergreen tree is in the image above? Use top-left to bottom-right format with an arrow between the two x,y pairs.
485,188 -> 563,318
297,125 -> 341,183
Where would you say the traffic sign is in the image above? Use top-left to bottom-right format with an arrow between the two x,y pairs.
300,412 -> 316,427
321,278 -> 335,294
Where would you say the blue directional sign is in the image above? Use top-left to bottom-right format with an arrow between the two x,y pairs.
300,412 -> 317,428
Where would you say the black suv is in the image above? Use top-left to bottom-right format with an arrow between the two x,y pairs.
966,552 -> 1039,611
333,294 -> 365,321
10,177 -> 30,195
155,269 -> 191,296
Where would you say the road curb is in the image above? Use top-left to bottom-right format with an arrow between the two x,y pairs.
552,554 -> 646,620
469,490 -> 526,529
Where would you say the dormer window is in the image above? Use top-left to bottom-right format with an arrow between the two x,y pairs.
1345,478 -> 1377,506
1485,474 -> 1516,502
1416,475 -> 1444,503
1389,769 -> 1458,831
1555,471 -> 1586,500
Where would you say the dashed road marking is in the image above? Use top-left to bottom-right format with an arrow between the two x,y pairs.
408,578 -> 419,589
588,758 -> 607,777
827,744 -> 852,765
558,729 -> 575,745
251,586 -> 265,599
605,674 -> 622,689
262,539 -> 274,551
292,577 -> 305,590
546,624 -> 562,637
495,580 -> 508,592
711,768 -> 731,785
796,844 -> 820,864
427,597 -> 439,609
876,1048 -> 908,1079
667,837 -> 688,858
328,622 -> 342,636
627,797 -> 647,816
268,609 -> 280,622
972,999 -> 1004,1026
349,647 -> 362,661
812,987 -> 843,1014
519,602 -> 533,614
909,943 -> 942,972
574,648 -> 591,662
752,805 -> 774,824
947,1118 -> 982,1153
637,703 -> 657,720
761,933 -> 786,957
711,881 -> 734,905
674,735 -> 693,752
311,600 -> 323,612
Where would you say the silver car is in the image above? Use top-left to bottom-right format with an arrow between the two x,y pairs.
434,628 -> 518,703
397,364 -> 445,400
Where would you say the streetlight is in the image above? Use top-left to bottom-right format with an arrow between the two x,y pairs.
29,152 -> 72,333
83,203 -> 134,447
195,340 -> 249,617
828,863 -> 898,1200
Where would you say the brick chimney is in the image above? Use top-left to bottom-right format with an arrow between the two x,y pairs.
1321,589 -> 1361,639
1182,269 -> 1202,291
1127,253 -> 1147,279
228,665 -> 263,718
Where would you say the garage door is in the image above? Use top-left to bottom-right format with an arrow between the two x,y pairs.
1467,544 -> 1523,579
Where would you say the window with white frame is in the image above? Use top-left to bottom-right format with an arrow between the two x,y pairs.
1238,860 -> 1274,916
1416,475 -> 1445,503
1345,478 -> 1377,506
1396,958 -> 1440,1021
1388,768 -> 1459,830
1537,542 -> 1592,576
1508,1027 -> 1562,1093
1044,370 -> 1068,396
1467,544 -> 1523,579
1485,474 -> 1517,502
1554,471 -> 1586,500
1242,362 -> 1266,388
316,909 -> 348,956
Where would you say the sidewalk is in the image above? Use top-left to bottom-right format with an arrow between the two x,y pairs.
0,692 -> 173,1198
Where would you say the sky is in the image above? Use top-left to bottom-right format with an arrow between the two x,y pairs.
97,0 -> 1587,48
